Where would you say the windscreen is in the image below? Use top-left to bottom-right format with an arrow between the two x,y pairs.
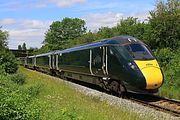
124,44 -> 155,60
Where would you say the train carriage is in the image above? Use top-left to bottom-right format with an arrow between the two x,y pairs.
26,56 -> 35,69
25,36 -> 164,95
35,52 -> 57,74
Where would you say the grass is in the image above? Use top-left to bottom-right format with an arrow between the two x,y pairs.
159,85 -> 180,99
18,67 -> 151,120
158,76 -> 180,100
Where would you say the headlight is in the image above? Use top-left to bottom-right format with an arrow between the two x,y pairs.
128,62 -> 139,70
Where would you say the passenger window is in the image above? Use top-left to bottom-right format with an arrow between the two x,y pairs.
92,47 -> 102,68
93,54 -> 101,66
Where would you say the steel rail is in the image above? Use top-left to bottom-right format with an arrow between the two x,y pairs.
127,94 -> 180,117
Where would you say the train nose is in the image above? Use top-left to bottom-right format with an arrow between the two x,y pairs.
141,67 -> 163,89
135,60 -> 163,89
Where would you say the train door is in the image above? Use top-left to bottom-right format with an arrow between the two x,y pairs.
25,57 -> 27,66
90,46 -> 108,76
51,55 -> 55,69
48,55 -> 52,69
54,54 -> 59,70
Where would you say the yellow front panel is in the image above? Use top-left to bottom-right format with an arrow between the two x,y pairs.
135,60 -> 160,69
135,60 -> 163,89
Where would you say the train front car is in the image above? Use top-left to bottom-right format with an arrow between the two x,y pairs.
110,36 -> 163,93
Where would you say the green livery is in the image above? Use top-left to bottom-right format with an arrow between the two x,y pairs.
25,36 -> 164,95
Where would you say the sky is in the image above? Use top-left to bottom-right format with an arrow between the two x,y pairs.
0,0 -> 156,49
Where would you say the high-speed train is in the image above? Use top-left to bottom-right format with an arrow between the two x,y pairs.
25,36 -> 164,95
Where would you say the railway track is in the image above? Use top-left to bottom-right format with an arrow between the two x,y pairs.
59,74 -> 180,117
64,77 -> 180,117
127,93 -> 180,117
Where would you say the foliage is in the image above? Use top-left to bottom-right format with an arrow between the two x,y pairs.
0,65 -> 6,75
149,0 -> 180,99
0,49 -> 18,74
44,17 -> 86,50
164,50 -> 180,84
37,1 -> 179,52
148,0 -> 180,49
154,48 -> 174,68
97,27 -> 115,38
22,43 -> 27,50
10,73 -> 26,85
32,45 -> 51,54
27,83 -> 42,97
0,74 -> 41,120
18,45 -> 22,50
156,48 -> 180,99
18,43 -> 27,50
66,32 -> 100,48
19,67 -> 150,120
39,0 -> 179,52
0,27 -> 9,49
0,28 -> 18,74
113,17 -> 152,45
66,17 -> 151,48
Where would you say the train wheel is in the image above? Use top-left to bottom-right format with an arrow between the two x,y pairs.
59,71 -> 66,80
109,80 -> 125,97
119,84 -> 126,97
98,78 -> 110,92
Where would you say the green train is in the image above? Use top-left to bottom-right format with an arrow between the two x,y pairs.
25,36 -> 164,95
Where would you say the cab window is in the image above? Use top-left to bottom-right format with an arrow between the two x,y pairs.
124,44 -> 155,60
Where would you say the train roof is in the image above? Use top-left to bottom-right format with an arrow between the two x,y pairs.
54,36 -> 143,54
26,36 -> 144,57
27,55 -> 35,58
35,51 -> 55,57
27,51 -> 55,58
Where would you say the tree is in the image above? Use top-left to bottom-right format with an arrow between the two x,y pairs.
0,27 -> 9,49
0,49 -> 18,74
28,47 -> 38,54
113,17 -> 148,39
44,17 -> 86,50
96,17 -> 150,45
148,0 -> 180,49
97,27 -> 114,39
0,27 -> 18,74
32,45 -> 50,54
22,43 -> 27,50
67,31 -> 100,48
18,45 -> 22,50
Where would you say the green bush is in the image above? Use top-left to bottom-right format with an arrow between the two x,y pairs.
10,73 -> 26,85
0,49 -> 18,74
0,74 -> 41,120
164,49 -> 180,84
0,65 -> 6,75
154,48 -> 174,68
0,88 -> 40,120
157,48 -> 180,99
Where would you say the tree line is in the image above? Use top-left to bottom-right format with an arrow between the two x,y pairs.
33,0 -> 179,54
